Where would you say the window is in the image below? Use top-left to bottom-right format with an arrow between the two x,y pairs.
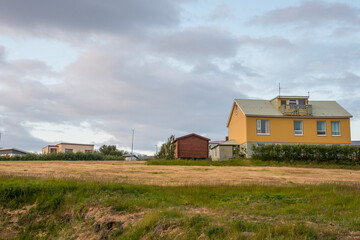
298,99 -> 306,109
317,121 -> 326,136
235,105 -> 238,115
65,149 -> 73,153
257,120 -> 270,135
281,100 -> 286,106
294,120 -> 303,135
289,99 -> 297,109
50,148 -> 57,153
331,121 -> 341,136
298,99 -> 305,105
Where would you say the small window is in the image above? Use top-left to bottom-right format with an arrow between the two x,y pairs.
257,120 -> 270,135
317,121 -> 326,136
331,121 -> 341,136
50,148 -> 57,153
298,99 -> 306,109
289,99 -> 297,105
298,99 -> 306,105
235,105 -> 238,115
289,99 -> 297,109
294,120 -> 303,135
65,149 -> 73,153
281,100 -> 286,106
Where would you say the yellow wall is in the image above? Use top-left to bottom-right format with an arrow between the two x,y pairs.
228,103 -> 247,144
246,117 -> 351,144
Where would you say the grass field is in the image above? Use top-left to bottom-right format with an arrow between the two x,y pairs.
1,161 -> 360,239
1,161 -> 360,186
147,158 -> 360,169
1,177 -> 360,239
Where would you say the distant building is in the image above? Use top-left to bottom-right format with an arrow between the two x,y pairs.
0,148 -> 28,156
123,153 -> 139,161
42,143 -> 94,154
210,140 -> 239,161
173,133 -> 210,159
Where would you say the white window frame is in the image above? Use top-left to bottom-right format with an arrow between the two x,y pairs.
257,119 -> 270,135
331,121 -> 341,136
294,120 -> 303,136
317,121 -> 326,136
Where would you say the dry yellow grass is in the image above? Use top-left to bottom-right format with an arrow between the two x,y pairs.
0,161 -> 359,186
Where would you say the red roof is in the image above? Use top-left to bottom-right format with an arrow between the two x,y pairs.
173,133 -> 210,143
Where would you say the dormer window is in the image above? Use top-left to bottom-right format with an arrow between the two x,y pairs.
289,99 -> 297,105
298,99 -> 306,105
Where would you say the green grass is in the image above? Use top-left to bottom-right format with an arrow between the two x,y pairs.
147,158 -> 360,170
1,177 -> 360,239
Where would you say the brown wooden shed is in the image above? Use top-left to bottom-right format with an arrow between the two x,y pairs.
173,133 -> 210,159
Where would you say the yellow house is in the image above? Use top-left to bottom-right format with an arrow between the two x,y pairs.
227,96 -> 352,157
42,143 -> 94,154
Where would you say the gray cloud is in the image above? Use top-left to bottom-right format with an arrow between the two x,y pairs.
0,43 -> 246,152
0,46 -> 5,63
0,0 -> 187,36
230,62 -> 262,78
156,26 -> 240,61
249,1 -> 360,27
330,27 -> 360,38
1,0 -> 360,150
0,117 -> 49,152
238,36 -> 293,49
209,3 -> 234,20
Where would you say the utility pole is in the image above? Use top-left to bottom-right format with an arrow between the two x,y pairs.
131,129 -> 134,156
278,83 -> 281,96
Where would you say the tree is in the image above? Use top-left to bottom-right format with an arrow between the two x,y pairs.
155,135 -> 175,160
99,145 -> 127,156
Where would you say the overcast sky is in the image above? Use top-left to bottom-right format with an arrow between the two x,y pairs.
1,0 -> 360,154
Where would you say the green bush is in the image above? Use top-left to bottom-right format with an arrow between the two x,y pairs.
252,144 -> 360,165
0,152 -> 124,161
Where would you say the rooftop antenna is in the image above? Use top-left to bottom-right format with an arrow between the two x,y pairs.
278,83 -> 283,96
131,129 -> 134,156
278,83 -> 287,96
307,91 -> 310,98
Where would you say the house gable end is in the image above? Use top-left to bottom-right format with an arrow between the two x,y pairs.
227,101 -> 245,127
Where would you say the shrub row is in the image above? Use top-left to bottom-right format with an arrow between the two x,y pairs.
252,144 -> 360,165
0,152 -> 125,161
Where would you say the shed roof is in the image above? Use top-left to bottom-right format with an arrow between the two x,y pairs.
173,133 -> 210,143
0,148 -> 28,154
210,140 -> 239,149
